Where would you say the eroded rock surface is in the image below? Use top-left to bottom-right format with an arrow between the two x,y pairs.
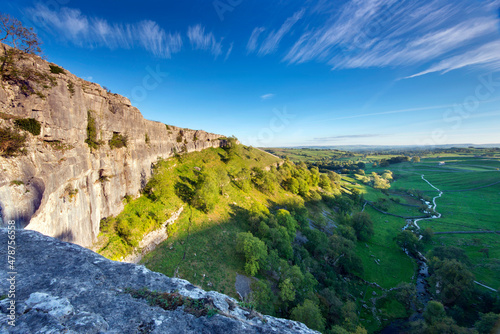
0,44 -> 225,246
0,229 -> 318,334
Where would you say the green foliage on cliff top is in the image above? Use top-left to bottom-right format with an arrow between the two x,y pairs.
49,64 -> 65,74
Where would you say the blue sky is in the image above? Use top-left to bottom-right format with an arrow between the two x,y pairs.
1,0 -> 500,147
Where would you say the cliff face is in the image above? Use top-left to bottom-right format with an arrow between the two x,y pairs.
0,44 -> 225,246
0,229 -> 318,334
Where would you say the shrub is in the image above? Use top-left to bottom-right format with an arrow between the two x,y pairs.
0,127 -> 26,157
14,118 -> 41,135
109,132 -> 128,149
10,180 -> 24,186
85,111 -> 101,149
145,133 -> 150,145
62,185 -> 79,201
67,81 -> 75,96
49,65 -> 65,74
176,134 -> 183,143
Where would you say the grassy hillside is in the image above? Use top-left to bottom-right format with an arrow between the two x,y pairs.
96,145 -> 280,261
96,145 -> 500,333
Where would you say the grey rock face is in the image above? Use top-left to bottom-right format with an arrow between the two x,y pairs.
0,229 -> 318,334
0,44 -> 225,246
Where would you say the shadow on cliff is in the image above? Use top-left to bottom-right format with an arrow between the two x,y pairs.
55,229 -> 75,243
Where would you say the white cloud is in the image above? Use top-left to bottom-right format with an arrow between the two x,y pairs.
260,93 -> 275,100
406,40 -> 500,78
187,24 -> 224,58
246,9 -> 304,56
27,4 -> 182,58
246,27 -> 265,53
224,42 -> 233,61
283,0 -> 499,72
257,9 -> 305,56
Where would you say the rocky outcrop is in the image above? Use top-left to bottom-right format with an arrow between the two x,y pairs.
0,44 -> 225,246
0,229 -> 318,334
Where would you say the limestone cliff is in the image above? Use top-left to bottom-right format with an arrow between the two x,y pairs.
0,229 -> 318,333
0,44 -> 225,246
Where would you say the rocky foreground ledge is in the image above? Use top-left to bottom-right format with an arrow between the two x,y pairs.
0,229 -> 318,334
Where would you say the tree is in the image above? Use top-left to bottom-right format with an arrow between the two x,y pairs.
319,174 -> 332,192
393,282 -> 416,312
429,259 -> 474,305
379,159 -> 390,167
328,170 -> 341,182
191,171 -> 219,212
421,227 -> 434,243
0,13 -> 42,54
284,177 -> 300,194
236,232 -> 268,276
341,301 -> 360,331
291,299 -> 326,332
233,168 -> 251,192
213,166 -> 230,195
424,301 -> 446,325
474,312 -> 500,334
351,212 -> 374,241
309,167 -> 320,186
251,280 -> 275,315
297,177 -> 310,196
276,209 -> 298,238
381,170 -> 393,180
428,246 -> 470,265
412,156 -> 421,163
279,278 -> 295,302
395,230 -> 420,255
267,226 -> 293,260
372,172 -> 390,189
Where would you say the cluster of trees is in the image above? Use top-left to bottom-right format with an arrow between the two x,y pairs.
309,160 -> 367,175
234,200 -> 371,333
355,170 -> 392,190
405,245 -> 500,333
378,156 -> 410,167
244,160 -> 343,200
228,164 -> 375,333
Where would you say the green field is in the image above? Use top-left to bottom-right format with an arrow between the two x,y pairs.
386,157 -> 500,290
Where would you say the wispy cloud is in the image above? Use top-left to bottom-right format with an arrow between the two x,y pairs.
314,134 -> 381,141
257,9 -> 305,56
260,93 -> 275,100
406,40 -> 500,78
283,0 -> 499,73
27,4 -> 182,58
247,27 -> 265,53
246,9 -> 305,56
224,42 -> 233,61
187,24 -> 224,58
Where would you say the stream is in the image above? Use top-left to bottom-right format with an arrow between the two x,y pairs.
379,175 -> 443,333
